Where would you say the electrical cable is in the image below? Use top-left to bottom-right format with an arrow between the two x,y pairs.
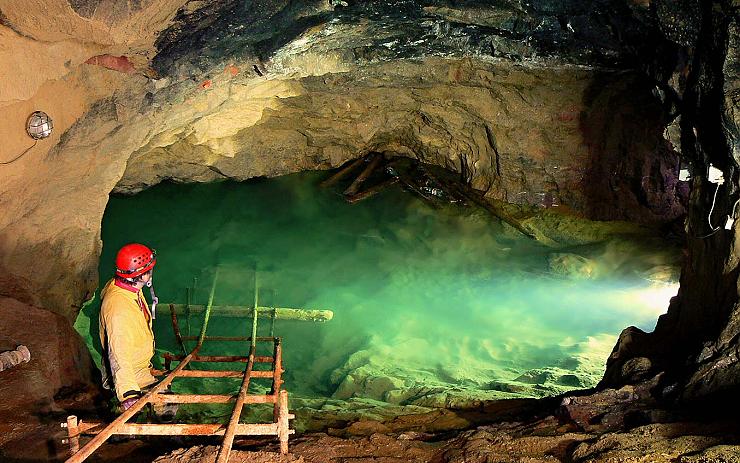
690,182 -> 723,239
0,140 -> 37,165
693,227 -> 722,239
732,198 -> 740,218
707,182 -> 721,230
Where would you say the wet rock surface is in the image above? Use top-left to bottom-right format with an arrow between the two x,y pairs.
147,380 -> 740,463
151,0 -> 676,74
602,1 -> 740,408
116,57 -> 683,227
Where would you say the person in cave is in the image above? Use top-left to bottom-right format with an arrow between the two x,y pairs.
98,243 -> 159,413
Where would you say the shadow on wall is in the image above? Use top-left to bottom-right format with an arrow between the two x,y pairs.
579,72 -> 688,225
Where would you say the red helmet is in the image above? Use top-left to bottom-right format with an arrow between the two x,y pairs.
115,243 -> 156,279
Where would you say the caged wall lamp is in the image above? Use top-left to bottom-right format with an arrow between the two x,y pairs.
1,111 -> 54,165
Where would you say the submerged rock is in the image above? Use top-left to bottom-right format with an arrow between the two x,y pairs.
548,253 -> 596,279
515,368 -> 589,389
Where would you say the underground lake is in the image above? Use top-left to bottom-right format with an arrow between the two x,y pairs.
74,170 -> 681,429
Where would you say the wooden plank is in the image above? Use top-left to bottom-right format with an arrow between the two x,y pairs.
217,347 -> 256,463
278,390 -> 290,454
162,353 -> 273,363
346,177 -> 399,203
153,369 -> 244,378
154,368 -> 276,378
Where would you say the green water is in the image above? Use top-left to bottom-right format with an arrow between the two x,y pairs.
75,172 -> 679,424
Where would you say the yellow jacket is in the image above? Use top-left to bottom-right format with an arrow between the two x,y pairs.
99,278 -> 157,401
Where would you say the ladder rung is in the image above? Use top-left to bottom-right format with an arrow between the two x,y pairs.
163,354 -> 274,363
150,394 -> 277,404
152,369 -> 243,378
180,336 -> 279,342
152,369 -> 279,379
77,421 -> 279,436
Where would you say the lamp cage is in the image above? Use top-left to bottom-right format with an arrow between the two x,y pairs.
27,111 -> 53,140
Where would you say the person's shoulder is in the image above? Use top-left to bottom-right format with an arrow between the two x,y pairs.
100,299 -> 138,328
100,291 -> 135,317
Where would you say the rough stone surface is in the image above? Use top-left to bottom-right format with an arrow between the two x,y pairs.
0,296 -> 98,460
151,0 -> 676,75
148,395 -> 740,463
602,2 -> 740,406
0,297 -> 95,410
559,378 -> 657,433
679,445 -> 740,463
0,0 -> 187,318
116,58 -> 684,225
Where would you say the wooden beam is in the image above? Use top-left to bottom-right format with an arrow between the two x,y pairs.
320,156 -> 366,188
346,177 -> 399,203
161,305 -> 333,322
217,347 -> 256,463
162,353 -> 273,363
344,153 -> 383,195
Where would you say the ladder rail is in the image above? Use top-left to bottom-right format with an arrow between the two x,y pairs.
67,267 -> 302,462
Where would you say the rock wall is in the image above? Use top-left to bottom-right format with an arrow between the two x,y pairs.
116,58 -> 680,222
0,296 -> 95,414
603,1 -> 740,402
0,0 -> 189,318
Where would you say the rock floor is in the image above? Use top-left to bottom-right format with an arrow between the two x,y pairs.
2,355 -> 739,463
115,382 -> 740,463
151,419 -> 740,463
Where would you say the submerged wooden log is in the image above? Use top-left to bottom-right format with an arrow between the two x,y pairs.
419,165 -> 536,239
161,305 -> 333,322
453,184 -> 536,239
346,177 -> 399,203
320,156 -> 366,188
388,162 -> 440,208
344,153 -> 383,195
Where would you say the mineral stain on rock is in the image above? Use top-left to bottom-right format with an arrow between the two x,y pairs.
85,54 -> 137,74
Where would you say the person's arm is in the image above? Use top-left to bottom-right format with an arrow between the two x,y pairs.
104,310 -> 143,403
120,392 -> 142,410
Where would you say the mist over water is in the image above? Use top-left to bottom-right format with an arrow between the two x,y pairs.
76,172 -> 680,414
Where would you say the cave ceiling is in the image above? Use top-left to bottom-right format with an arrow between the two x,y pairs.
151,0 -> 677,73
